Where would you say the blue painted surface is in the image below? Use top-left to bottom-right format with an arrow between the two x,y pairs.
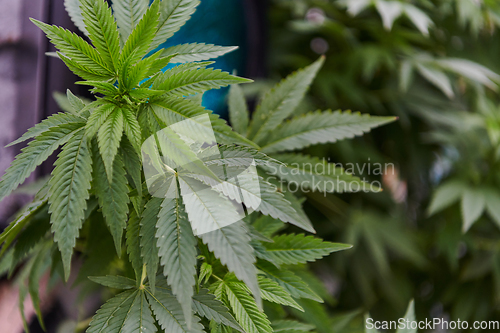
154,0 -> 247,117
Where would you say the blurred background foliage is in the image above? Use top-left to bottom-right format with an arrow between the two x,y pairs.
254,0 -> 500,331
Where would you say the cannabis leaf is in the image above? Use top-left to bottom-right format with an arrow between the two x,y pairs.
87,290 -> 156,333
228,84 -> 250,136
0,4 -> 395,332
140,197 -> 162,293
64,0 -> 88,36
248,57 -> 324,144
112,0 -> 149,44
225,281 -> 273,333
260,111 -> 396,154
156,197 -> 197,325
257,260 -> 323,302
97,107 -> 124,180
263,234 -> 352,265
49,129 -> 93,280
92,144 -> 130,254
192,288 -> 244,332
151,0 -> 200,51
146,279 -> 205,333
162,43 -> 238,63
0,123 -> 84,203
31,19 -> 113,79
79,0 -> 121,72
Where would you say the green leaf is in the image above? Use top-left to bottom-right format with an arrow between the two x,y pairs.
263,234 -> 351,265
112,0 -> 149,44
97,107 -> 124,181
78,80 -> 120,96
30,18 -> 113,78
436,57 -> 500,89
133,52 -> 175,87
396,300 -> 416,333
64,0 -> 88,35
123,54 -> 163,89
146,283 -> 205,333
89,275 -> 137,289
265,153 -> 378,193
150,0 -> 200,51
198,262 -> 212,285
138,104 -> 159,141
126,209 -> 143,282
257,276 -> 303,311
461,188 -> 486,232
156,67 -> 252,97
225,282 -> 273,333
0,122 -> 84,203
192,288 -> 244,332
121,138 -> 143,210
49,129 -> 93,280
0,248 -> 14,276
194,219 -> 260,307
87,289 -> 156,333
18,264 -> 32,333
11,212 -> 50,267
67,89 -> 88,112
427,180 -> 467,216
188,162 -> 313,233
257,260 -> 322,302
62,54 -> 118,82
54,91 -> 77,114
150,97 -> 257,148
292,298 -> 333,333
119,0 -> 160,67
200,145 -> 279,168
416,64 -> 454,98
80,0 -> 121,72
129,88 -> 166,100
483,188 -> 500,229
228,84 -> 249,136
272,320 -> 315,332
150,62 -> 213,89
210,321 -> 234,333
252,215 -> 285,238
122,107 -> 143,154
156,197 -> 197,326
249,57 -> 324,144
0,199 -> 47,254
375,0 -> 403,30
6,112 -> 84,147
92,144 -> 130,254
123,291 -> 157,333
178,175 -> 239,233
87,290 -> 135,332
162,43 -> 238,63
29,245 -> 51,331
86,103 -> 116,139
257,180 -> 315,233
260,111 -> 396,154
403,4 -> 433,35
140,197 -> 162,293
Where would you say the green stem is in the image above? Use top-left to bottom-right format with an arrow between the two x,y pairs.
140,264 -> 147,288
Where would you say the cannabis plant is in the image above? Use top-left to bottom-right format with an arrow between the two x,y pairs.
0,0 -> 393,332
268,0 -> 500,327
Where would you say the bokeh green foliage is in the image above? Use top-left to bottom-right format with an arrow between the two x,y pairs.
263,0 -> 500,331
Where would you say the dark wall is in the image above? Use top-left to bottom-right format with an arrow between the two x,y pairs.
0,0 -> 90,224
